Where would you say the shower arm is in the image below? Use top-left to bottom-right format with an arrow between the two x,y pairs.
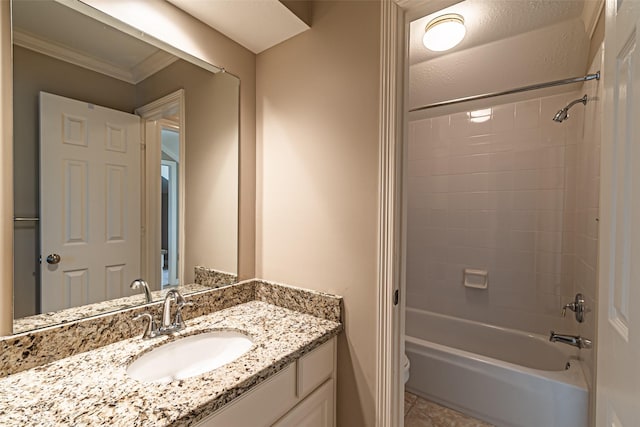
563,95 -> 588,111
410,72 -> 600,113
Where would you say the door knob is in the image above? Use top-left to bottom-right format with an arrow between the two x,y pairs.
46,253 -> 61,265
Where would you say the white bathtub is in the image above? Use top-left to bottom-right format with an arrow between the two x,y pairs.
405,307 -> 588,427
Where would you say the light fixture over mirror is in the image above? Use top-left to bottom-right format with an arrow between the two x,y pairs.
9,0 -> 240,334
422,13 -> 466,52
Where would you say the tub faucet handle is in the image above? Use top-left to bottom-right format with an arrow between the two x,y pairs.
561,293 -> 586,323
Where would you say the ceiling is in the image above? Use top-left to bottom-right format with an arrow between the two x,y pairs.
12,0 -> 311,82
166,0 -> 310,54
409,0 -> 603,112
410,0 -> 586,66
12,0 -> 176,84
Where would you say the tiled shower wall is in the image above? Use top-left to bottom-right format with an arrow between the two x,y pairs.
406,91 -> 586,335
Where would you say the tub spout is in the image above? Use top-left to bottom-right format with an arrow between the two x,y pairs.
549,331 -> 592,349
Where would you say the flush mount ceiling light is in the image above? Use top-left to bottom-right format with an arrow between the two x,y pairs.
423,13 -> 466,52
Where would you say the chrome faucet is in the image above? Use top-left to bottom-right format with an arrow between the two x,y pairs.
549,331 -> 592,349
132,289 -> 193,339
130,279 -> 153,304
160,289 -> 193,333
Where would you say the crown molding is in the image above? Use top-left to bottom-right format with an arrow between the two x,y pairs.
13,29 -> 175,85
131,49 -> 177,84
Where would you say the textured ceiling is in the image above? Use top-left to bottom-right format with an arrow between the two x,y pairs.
409,0 -> 597,112
410,0 -> 586,66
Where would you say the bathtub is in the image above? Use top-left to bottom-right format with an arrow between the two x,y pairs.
405,307 -> 588,427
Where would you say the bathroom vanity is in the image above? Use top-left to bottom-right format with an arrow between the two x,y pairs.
0,280 -> 342,426
196,336 -> 336,427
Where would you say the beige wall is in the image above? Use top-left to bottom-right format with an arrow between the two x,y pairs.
12,47 -> 138,318
256,2 -> 381,425
81,0 -> 256,280
137,61 -> 240,282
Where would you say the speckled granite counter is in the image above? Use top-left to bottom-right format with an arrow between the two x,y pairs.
14,264 -> 240,335
13,283 -> 213,334
1,280 -> 342,377
0,300 -> 341,426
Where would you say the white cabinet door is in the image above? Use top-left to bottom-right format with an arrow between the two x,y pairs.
40,92 -> 141,312
272,379 -> 334,427
194,338 -> 336,427
194,364 -> 297,427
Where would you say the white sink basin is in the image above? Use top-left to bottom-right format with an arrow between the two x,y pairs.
126,330 -> 253,384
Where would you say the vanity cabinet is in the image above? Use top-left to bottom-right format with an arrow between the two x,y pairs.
272,379 -> 334,427
194,337 -> 336,427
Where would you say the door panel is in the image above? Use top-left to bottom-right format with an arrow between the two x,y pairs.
597,0 -> 640,425
40,92 -> 141,313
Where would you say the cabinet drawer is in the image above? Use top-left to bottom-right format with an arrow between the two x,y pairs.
297,338 -> 335,399
195,363 -> 297,427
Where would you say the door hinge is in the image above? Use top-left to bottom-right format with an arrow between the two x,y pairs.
393,289 -> 399,305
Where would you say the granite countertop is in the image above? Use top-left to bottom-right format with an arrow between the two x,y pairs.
0,300 -> 341,426
13,283 -> 216,334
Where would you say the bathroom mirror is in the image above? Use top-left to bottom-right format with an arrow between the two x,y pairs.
10,0 -> 239,333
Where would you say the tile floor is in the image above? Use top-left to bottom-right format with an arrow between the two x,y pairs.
404,392 -> 494,427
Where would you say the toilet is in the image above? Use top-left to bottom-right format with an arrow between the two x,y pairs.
403,353 -> 410,384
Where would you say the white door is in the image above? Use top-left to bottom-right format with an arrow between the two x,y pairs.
596,0 -> 640,425
40,92 -> 141,312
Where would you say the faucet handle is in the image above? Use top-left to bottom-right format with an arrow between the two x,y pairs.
562,293 -> 586,323
561,303 -> 575,317
133,313 -> 157,339
175,301 -> 194,329
177,300 -> 194,309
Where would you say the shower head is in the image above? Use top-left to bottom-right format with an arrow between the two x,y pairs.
552,94 -> 588,123
553,109 -> 569,123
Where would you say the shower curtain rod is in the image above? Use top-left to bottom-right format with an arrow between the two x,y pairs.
409,71 -> 600,113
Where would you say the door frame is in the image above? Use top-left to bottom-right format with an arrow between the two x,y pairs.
136,89 -> 186,291
376,1 -> 466,424
376,1 -> 404,425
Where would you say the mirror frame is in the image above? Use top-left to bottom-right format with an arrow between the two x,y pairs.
1,0 -> 239,335
1,1 -> 12,335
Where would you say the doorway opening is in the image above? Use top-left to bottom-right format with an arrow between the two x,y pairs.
160,124 -> 180,287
